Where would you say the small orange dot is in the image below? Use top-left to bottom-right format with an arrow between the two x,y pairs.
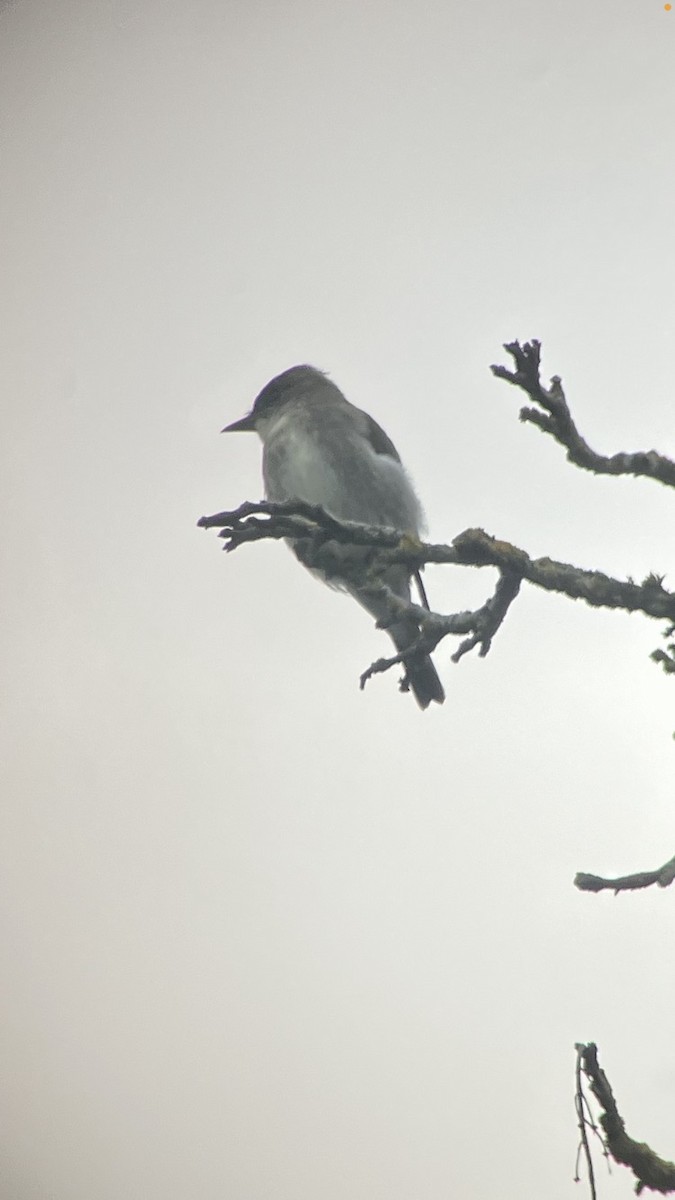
666,4 -> 672,10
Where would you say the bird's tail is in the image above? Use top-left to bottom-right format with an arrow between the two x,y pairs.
347,565 -> 445,710
389,618 -> 445,709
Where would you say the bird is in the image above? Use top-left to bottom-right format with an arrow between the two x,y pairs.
222,365 -> 445,709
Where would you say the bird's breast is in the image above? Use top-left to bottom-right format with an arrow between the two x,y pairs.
263,425 -> 338,509
262,420 -> 423,533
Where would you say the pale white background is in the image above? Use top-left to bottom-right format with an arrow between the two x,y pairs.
2,2 -> 674,1198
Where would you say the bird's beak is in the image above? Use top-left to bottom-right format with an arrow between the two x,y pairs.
221,412 -> 256,433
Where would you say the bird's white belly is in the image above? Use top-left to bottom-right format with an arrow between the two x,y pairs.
261,409 -> 423,532
263,424 -> 342,511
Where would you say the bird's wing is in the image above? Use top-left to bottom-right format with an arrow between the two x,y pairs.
361,411 -> 401,462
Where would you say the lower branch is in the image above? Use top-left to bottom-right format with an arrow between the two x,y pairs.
578,1043 -> 675,1195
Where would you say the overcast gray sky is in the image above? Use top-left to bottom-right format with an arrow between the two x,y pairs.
2,2 -> 675,1198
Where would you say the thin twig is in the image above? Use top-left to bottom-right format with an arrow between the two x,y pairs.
575,1044 -> 598,1200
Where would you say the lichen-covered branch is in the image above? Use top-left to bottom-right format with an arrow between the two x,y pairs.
198,504 -> 675,624
449,530 -> 675,622
578,1043 -> 675,1194
197,505 -> 675,692
575,854 -> 675,894
491,340 -> 675,489
198,504 -> 527,687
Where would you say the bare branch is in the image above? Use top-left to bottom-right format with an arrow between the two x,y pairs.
578,1043 -> 675,1194
197,504 -> 675,692
199,504 -> 675,626
491,340 -> 675,489
575,854 -> 675,894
